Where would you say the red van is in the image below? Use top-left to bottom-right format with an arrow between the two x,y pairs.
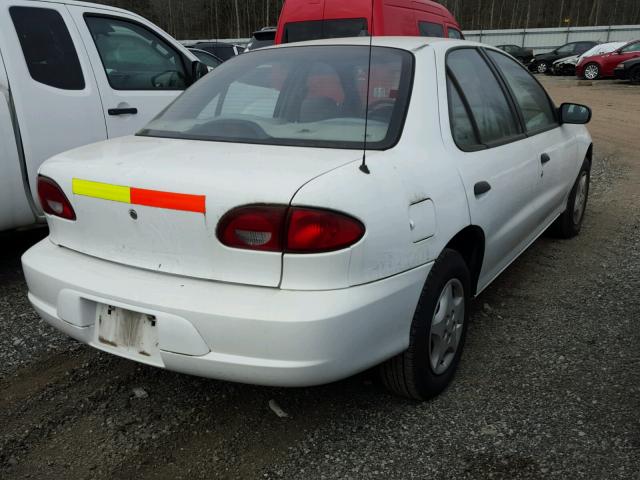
275,0 -> 463,44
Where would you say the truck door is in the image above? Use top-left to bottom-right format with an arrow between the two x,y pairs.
68,5 -> 192,138
0,46 -> 36,230
0,1 -> 107,212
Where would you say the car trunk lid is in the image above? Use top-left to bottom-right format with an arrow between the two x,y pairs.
42,135 -> 361,287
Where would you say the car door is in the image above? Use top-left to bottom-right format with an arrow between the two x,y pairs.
0,44 -> 37,229
485,49 -> 576,229
0,1 -> 107,212
441,47 -> 541,290
68,5 -> 192,138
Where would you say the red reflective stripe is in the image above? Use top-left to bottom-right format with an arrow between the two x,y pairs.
130,187 -> 206,214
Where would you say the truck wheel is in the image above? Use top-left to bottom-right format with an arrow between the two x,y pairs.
583,63 -> 600,80
550,159 -> 591,239
379,249 -> 471,400
629,65 -> 640,85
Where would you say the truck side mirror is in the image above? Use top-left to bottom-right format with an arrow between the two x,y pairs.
191,60 -> 210,85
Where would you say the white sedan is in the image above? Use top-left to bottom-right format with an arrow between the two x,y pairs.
23,37 -> 593,400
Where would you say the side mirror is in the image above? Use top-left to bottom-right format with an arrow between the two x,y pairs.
190,60 -> 210,84
560,103 -> 592,124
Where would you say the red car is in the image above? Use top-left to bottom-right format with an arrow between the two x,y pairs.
576,39 -> 640,80
275,0 -> 463,45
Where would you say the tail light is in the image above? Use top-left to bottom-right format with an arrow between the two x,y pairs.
286,207 -> 365,253
37,175 -> 76,220
217,205 -> 364,253
217,206 -> 286,252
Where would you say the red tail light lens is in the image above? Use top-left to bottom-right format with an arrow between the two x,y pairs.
37,175 -> 76,220
217,206 -> 287,252
286,208 -> 365,253
217,205 -> 364,253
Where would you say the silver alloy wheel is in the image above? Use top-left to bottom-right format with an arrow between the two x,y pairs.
537,62 -> 548,73
429,278 -> 465,375
584,64 -> 599,80
573,172 -> 588,224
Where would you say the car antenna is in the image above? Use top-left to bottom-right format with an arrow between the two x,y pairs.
359,0 -> 375,175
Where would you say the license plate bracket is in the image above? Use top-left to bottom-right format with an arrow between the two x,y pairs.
95,304 -> 161,364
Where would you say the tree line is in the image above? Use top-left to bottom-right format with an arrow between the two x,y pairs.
93,0 -> 640,39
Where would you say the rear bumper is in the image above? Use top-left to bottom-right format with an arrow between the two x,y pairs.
22,239 -> 429,387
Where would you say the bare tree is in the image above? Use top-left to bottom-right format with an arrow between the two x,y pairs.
91,1 -> 640,39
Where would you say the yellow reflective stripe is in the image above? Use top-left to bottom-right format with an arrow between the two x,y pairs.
72,179 -> 131,204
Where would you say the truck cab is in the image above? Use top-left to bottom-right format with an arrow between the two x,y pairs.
0,0 -> 206,231
275,0 -> 463,44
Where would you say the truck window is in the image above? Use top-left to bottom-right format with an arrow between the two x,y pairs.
9,6 -> 85,90
418,22 -> 445,38
283,19 -> 368,43
85,15 -> 187,91
448,28 -> 464,39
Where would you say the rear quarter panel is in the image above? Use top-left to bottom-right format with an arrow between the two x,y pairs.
282,47 -> 470,290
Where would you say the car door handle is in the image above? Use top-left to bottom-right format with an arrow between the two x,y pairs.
541,153 -> 551,164
474,181 -> 492,196
108,107 -> 138,116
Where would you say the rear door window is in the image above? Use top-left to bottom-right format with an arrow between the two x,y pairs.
447,48 -> 521,147
447,76 -> 479,149
576,42 -> 595,54
486,50 -> 557,134
556,43 -> 576,55
9,6 -> 85,90
85,15 -> 187,90
283,19 -> 368,43
620,42 -> 640,53
419,22 -> 445,38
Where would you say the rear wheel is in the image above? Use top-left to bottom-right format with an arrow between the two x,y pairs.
379,249 -> 471,400
550,159 -> 591,238
629,65 -> 640,85
583,63 -> 600,80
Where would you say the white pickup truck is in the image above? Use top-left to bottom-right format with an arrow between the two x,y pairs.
0,0 -> 208,231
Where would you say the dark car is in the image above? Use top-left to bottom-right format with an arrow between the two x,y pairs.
529,41 -> 598,74
614,57 -> 640,84
187,48 -> 223,70
496,44 -> 533,64
246,27 -> 276,51
192,41 -> 243,61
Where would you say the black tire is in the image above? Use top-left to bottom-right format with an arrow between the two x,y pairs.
629,65 -> 640,85
379,249 -> 471,400
583,62 -> 600,80
535,61 -> 549,74
550,159 -> 591,239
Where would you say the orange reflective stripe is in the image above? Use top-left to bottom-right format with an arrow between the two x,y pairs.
130,187 -> 206,214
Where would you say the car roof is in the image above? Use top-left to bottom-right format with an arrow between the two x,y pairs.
25,0 -> 136,16
267,36 -> 476,52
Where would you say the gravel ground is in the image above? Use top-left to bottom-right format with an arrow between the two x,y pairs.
0,76 -> 638,479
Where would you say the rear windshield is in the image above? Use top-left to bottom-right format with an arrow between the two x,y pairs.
139,45 -> 413,150
283,19 -> 368,43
